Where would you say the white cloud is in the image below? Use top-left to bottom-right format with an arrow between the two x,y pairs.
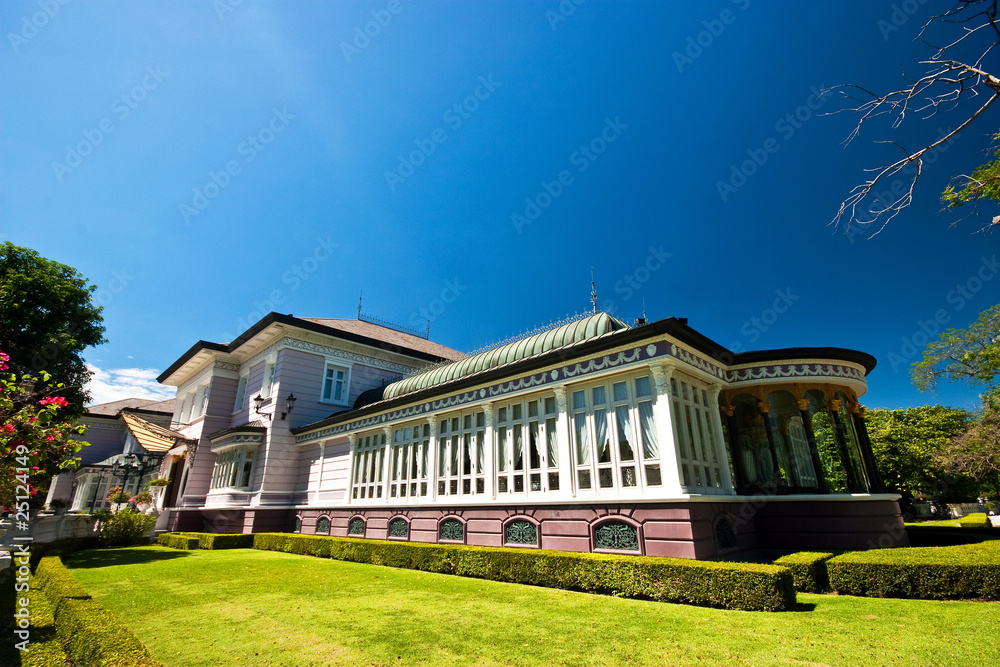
85,364 -> 175,405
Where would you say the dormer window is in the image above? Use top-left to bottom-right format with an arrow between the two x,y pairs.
321,363 -> 350,404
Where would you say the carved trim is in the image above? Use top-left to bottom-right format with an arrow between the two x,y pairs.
210,433 -> 264,452
213,361 -> 241,372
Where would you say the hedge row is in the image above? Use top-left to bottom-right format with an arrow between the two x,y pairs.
33,555 -> 161,666
251,532 -> 796,611
772,552 -> 834,593
157,532 -> 255,550
827,540 -> 1000,600
958,513 -> 991,528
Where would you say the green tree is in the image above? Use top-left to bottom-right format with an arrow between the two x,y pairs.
0,243 -> 106,416
866,405 -> 973,498
911,304 -> 1000,394
943,393 -> 1000,497
942,130 -> 1000,217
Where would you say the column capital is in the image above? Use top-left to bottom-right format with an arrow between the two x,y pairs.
426,417 -> 438,437
482,401 -> 495,428
650,363 -> 674,394
381,425 -> 393,440
719,404 -> 735,418
827,399 -> 842,411
796,398 -> 811,412
756,400 -> 771,415
347,433 -> 358,448
551,386 -> 568,412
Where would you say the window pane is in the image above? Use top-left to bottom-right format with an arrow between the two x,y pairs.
497,427 -> 508,472
592,386 -> 606,406
635,376 -> 651,397
513,427 -> 523,471
638,400 -> 658,459
616,406 -> 634,461
546,417 -> 558,466
573,391 -> 586,411
574,414 -> 590,465
613,382 -> 628,402
595,410 -> 610,463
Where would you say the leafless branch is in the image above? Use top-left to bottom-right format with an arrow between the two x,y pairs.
830,0 -> 1000,237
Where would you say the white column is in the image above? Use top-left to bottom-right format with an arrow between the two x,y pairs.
313,442 -> 326,504
552,386 -> 574,497
482,402 -> 495,499
427,417 -> 439,502
345,435 -> 357,505
381,426 -> 393,504
649,364 -> 683,495
707,384 -> 735,494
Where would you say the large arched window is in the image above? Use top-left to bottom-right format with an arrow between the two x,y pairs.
766,391 -> 819,491
729,393 -> 778,489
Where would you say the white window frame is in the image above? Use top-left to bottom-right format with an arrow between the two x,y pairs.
671,373 -> 725,493
261,360 -> 276,398
569,371 -> 662,495
320,361 -> 352,406
233,373 -> 248,414
210,445 -> 260,491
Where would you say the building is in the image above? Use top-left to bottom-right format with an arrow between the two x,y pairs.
156,312 -> 906,558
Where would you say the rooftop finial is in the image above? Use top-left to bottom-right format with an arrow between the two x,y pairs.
590,268 -> 599,314
426,317 -> 431,339
357,291 -> 363,319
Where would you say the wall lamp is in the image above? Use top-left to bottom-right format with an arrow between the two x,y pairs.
253,392 -> 296,420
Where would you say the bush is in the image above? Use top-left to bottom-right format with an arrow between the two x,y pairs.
34,556 -> 161,666
157,533 -> 200,550
94,508 -> 155,547
251,533 -> 796,612
958,512 -> 991,528
157,532 -> 255,550
773,552 -> 834,593
827,541 -> 1000,600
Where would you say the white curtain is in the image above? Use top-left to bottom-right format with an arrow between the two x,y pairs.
638,400 -> 658,459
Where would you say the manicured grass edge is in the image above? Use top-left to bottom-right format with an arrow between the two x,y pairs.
827,542 -> 1000,600
957,513 -> 991,528
33,554 -> 162,666
773,552 -> 834,593
242,532 -> 796,612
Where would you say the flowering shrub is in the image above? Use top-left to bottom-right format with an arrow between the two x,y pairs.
0,350 -> 89,510
106,486 -> 131,504
93,507 -> 156,547
130,490 -> 153,506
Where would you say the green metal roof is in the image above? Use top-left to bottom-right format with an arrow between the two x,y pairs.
383,312 -> 630,400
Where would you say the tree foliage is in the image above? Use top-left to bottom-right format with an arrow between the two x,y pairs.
0,350 -> 89,509
0,242 -> 106,415
942,130 -> 1000,218
911,303 -> 1000,392
866,405 -> 973,498
942,392 -> 1000,496
830,0 -> 1000,236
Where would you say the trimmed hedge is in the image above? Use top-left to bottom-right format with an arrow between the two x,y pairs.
251,532 -> 796,611
157,532 -> 255,550
773,552 -> 834,593
34,555 -> 161,666
828,540 -> 1000,600
958,512 -> 991,528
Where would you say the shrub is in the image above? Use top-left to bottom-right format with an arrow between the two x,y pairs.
157,533 -> 200,550
130,491 -> 153,506
773,552 -> 834,593
251,533 -> 795,612
828,540 -> 1000,600
157,532 -> 255,550
34,556 -> 161,666
106,486 -> 130,504
958,513 -> 991,528
93,508 -> 155,547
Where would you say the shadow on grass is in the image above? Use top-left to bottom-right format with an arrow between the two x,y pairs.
789,601 -> 818,612
66,546 -> 192,569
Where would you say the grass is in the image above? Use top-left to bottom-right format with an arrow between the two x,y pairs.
906,518 -> 966,527
66,546 -> 998,667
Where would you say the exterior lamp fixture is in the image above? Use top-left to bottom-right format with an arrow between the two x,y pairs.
281,393 -> 296,420
252,394 -> 269,419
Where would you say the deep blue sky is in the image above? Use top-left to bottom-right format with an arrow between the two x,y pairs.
1,0 -> 997,410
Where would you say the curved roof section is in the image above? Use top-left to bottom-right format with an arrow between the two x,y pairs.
383,313 -> 630,400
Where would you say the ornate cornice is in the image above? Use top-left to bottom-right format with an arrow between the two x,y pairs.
210,433 -> 264,452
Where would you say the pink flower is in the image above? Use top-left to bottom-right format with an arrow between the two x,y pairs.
39,396 -> 69,408
2,424 -> 13,433
45,436 -> 55,441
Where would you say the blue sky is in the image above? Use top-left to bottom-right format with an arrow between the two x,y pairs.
1,0 -> 997,410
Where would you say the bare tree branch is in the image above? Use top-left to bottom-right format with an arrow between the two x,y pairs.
829,0 -> 1000,237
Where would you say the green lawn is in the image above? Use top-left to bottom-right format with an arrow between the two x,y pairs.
66,547 -> 997,667
905,518 -> 966,527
